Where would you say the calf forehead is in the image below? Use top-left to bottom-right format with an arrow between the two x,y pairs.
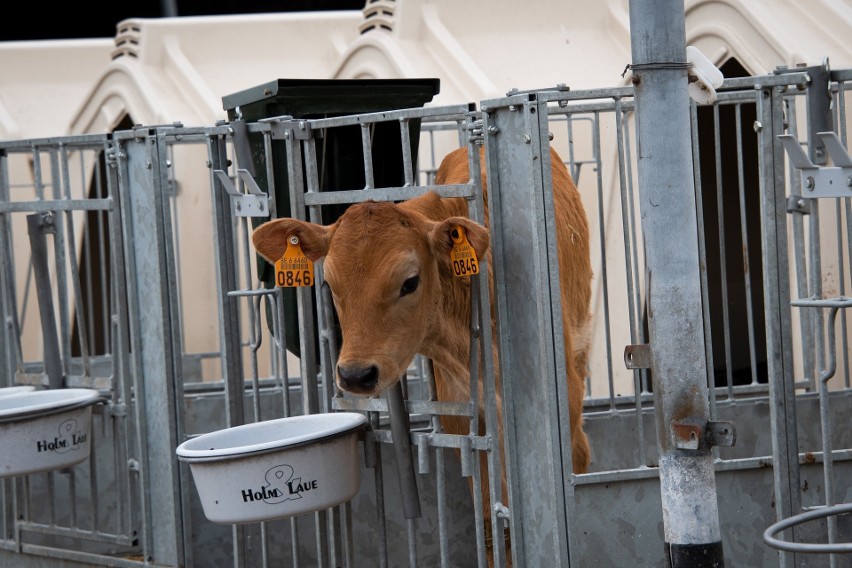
326,202 -> 430,276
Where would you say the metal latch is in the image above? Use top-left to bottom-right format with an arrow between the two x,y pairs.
672,419 -> 736,450
213,169 -> 269,218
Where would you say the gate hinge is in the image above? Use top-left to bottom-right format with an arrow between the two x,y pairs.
672,419 -> 736,450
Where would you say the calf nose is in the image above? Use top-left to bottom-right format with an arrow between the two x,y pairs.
337,364 -> 379,392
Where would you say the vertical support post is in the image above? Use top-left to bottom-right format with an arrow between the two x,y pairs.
756,83 -> 801,568
117,131 -> 185,566
483,94 -> 572,568
627,1 -> 725,566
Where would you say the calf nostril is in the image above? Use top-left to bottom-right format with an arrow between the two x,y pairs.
337,364 -> 379,391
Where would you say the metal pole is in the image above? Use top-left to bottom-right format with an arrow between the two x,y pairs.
627,1 -> 726,566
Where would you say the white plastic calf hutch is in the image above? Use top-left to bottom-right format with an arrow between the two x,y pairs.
0,1 -> 851,567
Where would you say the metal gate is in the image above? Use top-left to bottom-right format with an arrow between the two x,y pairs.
1,64 -> 851,567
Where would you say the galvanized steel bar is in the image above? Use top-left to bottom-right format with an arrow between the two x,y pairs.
303,184 -> 476,206
117,130 -> 185,566
482,94 -> 572,567
689,101 -> 718,422
399,118 -> 415,187
712,104 -> 735,396
755,79 -> 801,568
360,123 -> 376,189
25,213 -> 64,389
786,100 -> 817,390
734,104 -> 760,385
386,382 -> 422,520
628,1 -> 725,566
591,111 -> 616,408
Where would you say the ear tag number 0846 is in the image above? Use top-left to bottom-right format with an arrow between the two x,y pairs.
275,236 -> 314,287
450,226 -> 479,278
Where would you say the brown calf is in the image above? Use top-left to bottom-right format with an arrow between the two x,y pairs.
252,144 -> 592,557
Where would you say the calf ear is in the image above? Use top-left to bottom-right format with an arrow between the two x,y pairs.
252,218 -> 332,263
429,216 -> 490,259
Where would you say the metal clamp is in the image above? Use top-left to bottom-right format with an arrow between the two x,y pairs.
624,344 -> 652,369
213,169 -> 269,218
778,131 -> 852,198
269,118 -> 320,140
672,419 -> 736,450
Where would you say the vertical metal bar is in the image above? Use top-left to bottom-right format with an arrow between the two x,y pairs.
622,115 -> 651,395
833,81 -> 852,389
26,213 -> 64,389
614,99 -> 648,463
59,144 -> 92,376
628,2 -> 725,566
734,105 -> 760,385
400,118 -> 415,187
106,139 -> 135,541
369,416 -> 389,568
47,149 -> 73,380
299,132 -> 329,562
294,135 -> 320,415
712,105 -> 735,398
209,136 -> 247,428
818,308 -> 839,567
690,101 -> 718,422
591,111 -> 616,408
786,99 -> 816,389
756,82 -> 801,568
386,383 -> 422,521
208,135 -> 249,567
361,124 -> 375,190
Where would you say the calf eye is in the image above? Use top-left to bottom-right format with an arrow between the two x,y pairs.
400,275 -> 420,297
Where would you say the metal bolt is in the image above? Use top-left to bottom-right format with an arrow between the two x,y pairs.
805,176 -> 815,191
166,160 -> 172,168
847,177 -> 852,188
206,161 -> 212,168
289,235 -> 299,245
146,161 -> 152,169
523,134 -> 531,144
548,132 -> 554,141
509,105 -> 517,112
259,202 -> 265,212
488,125 -> 499,135
797,199 -> 806,208
753,121 -> 763,133
236,202 -> 242,211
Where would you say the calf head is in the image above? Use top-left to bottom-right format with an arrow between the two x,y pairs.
252,198 -> 489,397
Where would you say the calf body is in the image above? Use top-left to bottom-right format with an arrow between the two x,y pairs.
252,145 -> 592,557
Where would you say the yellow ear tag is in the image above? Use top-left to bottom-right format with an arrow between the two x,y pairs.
275,236 -> 315,287
449,226 -> 479,278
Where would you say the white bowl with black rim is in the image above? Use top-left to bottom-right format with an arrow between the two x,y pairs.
0,388 -> 103,478
176,412 -> 368,524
